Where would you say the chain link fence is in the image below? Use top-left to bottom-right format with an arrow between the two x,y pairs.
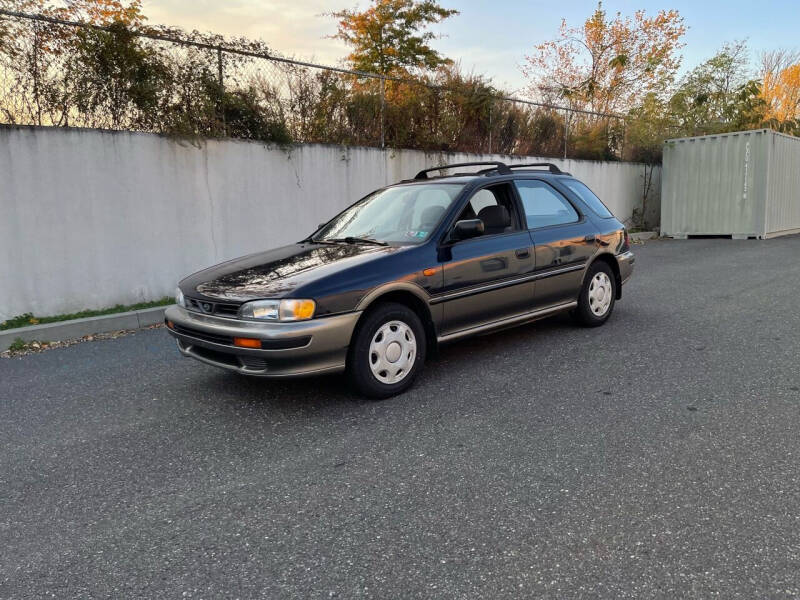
0,9 -> 626,159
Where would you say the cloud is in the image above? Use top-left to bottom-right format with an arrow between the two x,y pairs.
138,0 -> 529,88
141,0 -> 347,64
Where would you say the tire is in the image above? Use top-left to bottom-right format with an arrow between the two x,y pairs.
346,302 -> 426,399
574,261 -> 617,327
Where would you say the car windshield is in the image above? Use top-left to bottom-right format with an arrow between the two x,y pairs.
313,183 -> 464,245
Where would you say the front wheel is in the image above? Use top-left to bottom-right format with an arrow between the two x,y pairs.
346,302 -> 426,399
574,261 -> 617,327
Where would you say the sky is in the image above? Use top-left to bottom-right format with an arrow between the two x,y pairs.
140,0 -> 800,93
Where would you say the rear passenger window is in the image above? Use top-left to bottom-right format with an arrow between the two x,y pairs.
562,179 -> 614,218
515,180 -> 579,229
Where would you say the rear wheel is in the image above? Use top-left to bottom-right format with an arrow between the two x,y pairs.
347,302 -> 426,399
575,261 -> 616,327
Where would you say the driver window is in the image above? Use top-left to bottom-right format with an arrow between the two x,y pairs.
455,183 -> 520,236
468,189 -> 497,215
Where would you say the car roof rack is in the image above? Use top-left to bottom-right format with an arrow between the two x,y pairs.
508,163 -> 570,175
414,161 -> 512,180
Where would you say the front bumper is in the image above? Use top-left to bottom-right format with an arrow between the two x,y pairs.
164,305 -> 361,378
617,250 -> 635,285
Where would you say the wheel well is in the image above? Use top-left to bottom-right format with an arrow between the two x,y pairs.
358,290 -> 438,354
590,254 -> 622,299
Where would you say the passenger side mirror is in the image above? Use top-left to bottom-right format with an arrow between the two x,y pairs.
449,219 -> 485,242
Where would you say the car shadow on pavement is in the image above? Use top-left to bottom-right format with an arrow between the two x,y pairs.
202,369 -> 363,409
195,313 -> 578,412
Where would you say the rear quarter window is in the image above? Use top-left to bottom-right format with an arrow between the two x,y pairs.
514,180 -> 579,229
562,180 -> 614,218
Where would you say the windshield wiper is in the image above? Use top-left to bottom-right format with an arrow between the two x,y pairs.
325,236 -> 389,246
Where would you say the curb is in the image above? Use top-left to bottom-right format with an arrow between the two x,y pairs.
0,306 -> 168,352
630,231 -> 657,241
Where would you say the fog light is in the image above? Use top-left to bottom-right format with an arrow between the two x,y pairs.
234,337 -> 262,349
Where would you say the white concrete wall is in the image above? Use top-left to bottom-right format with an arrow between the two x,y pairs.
0,126 -> 660,319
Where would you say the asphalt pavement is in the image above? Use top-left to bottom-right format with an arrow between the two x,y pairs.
1,237 -> 799,599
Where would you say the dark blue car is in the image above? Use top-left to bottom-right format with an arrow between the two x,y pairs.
166,161 -> 634,398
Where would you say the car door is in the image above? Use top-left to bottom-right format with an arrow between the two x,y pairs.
433,182 -> 535,336
514,179 -> 598,309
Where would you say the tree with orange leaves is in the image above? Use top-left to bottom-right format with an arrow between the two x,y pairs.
523,2 -> 685,115
1,0 -> 144,25
328,0 -> 457,76
762,62 -> 800,126
60,0 -> 144,25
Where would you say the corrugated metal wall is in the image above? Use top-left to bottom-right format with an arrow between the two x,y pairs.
765,132 -> 800,237
661,130 -> 772,238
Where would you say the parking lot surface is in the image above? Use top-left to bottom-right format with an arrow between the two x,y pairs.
2,237 -> 800,599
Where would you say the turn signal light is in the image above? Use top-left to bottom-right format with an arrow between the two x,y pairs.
166,320 -> 175,329
423,267 -> 437,277
283,299 -> 316,320
234,337 -> 262,349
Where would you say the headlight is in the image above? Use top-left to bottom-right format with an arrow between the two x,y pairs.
175,287 -> 185,307
239,299 -> 316,322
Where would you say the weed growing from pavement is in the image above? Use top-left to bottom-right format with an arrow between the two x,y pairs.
8,338 -> 27,352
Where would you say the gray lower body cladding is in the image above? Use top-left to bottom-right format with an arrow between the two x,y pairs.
164,305 -> 361,378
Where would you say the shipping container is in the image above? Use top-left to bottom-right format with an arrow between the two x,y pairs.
661,129 -> 800,239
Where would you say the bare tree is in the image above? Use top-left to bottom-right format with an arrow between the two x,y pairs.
759,48 -> 800,80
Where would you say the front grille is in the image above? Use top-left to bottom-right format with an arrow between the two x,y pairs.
185,296 -> 241,317
173,323 -> 233,346
215,303 -> 240,316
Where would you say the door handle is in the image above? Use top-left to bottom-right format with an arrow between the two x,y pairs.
515,247 -> 530,259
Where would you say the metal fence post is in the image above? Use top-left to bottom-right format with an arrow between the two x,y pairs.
32,21 -> 43,125
380,76 -> 385,149
488,99 -> 492,155
217,47 -> 226,136
217,47 -> 224,87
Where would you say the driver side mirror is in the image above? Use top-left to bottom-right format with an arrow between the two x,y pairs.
449,219 -> 484,242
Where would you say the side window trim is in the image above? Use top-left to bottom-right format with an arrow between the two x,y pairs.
514,178 -> 585,231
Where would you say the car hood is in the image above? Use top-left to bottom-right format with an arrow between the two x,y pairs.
181,242 -> 404,301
